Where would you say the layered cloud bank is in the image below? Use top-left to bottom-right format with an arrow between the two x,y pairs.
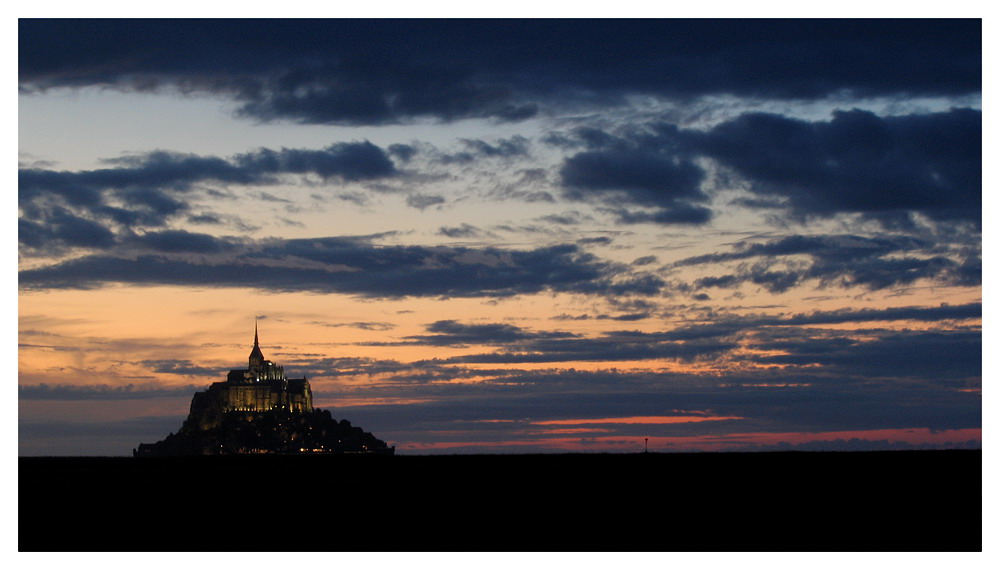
20,20 -> 980,124
18,19 -> 980,455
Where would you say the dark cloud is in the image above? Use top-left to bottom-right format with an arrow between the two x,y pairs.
420,326 -> 737,364
673,234 -> 978,292
490,169 -> 556,204
18,382 -> 198,400
575,236 -> 613,246
405,320 -> 578,347
18,237 -> 661,299
673,234 -> 930,267
20,144 -> 394,193
632,256 -> 658,266
19,142 -> 398,253
750,330 -> 981,382
690,254 -> 966,293
782,302 -> 981,325
459,136 -> 530,158
603,204 -> 713,225
317,321 -> 396,331
406,194 -> 446,210
559,126 -> 712,225
435,136 -> 531,165
588,302 -> 982,348
19,208 -> 116,250
336,192 -> 371,207
388,143 -> 418,162
284,355 -> 506,383
295,320 -> 398,332
553,312 -> 651,322
139,359 -> 219,377
334,361 -> 979,448
186,213 -> 224,225
437,224 -> 482,238
20,20 -> 980,125
393,299 -> 981,368
126,230 -> 237,253
693,108 -> 982,224
540,212 -> 589,226
562,149 -> 703,203
233,142 -> 396,182
554,108 -> 980,228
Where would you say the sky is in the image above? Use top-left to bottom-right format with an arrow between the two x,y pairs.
16,17 -> 983,456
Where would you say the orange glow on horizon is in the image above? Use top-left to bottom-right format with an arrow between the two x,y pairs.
394,427 -> 982,453
538,428 -> 615,435
532,415 -> 745,426
311,396 -> 435,408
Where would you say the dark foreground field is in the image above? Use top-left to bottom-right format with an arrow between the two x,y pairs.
20,450 -> 980,552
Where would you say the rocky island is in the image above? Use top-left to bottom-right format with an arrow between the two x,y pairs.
134,325 -> 393,456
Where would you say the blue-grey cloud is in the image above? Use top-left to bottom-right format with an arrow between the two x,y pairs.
19,208 -> 116,250
138,360 -> 220,377
555,108 -> 980,228
406,194 -> 446,210
422,327 -> 737,364
750,329 -> 981,382
436,136 -> 532,165
20,143 -> 395,199
388,300 -> 981,368
18,142 -> 398,253
388,143 -> 418,162
233,142 -> 396,182
437,224 -> 482,238
18,236 -> 663,299
559,123 -> 712,225
19,382 -> 199,400
185,213 -> 225,225
639,303 -> 981,347
693,108 -> 982,224
19,20 -> 980,125
694,259 -> 968,294
283,355 -> 510,383
125,230 -> 238,254
780,302 -> 981,325
406,320 -> 578,347
671,233 -> 979,292
553,312 -> 652,322
301,303 -> 980,384
328,364 -> 980,449
539,212 -> 589,226
673,234 -> 928,267
314,321 -> 396,331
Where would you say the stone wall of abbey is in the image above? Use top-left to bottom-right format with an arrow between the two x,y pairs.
179,326 -> 314,431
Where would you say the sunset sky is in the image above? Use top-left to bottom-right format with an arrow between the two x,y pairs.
17,18 -> 982,456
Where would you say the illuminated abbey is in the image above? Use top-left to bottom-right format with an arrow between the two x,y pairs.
185,323 -> 314,430
134,325 -> 391,456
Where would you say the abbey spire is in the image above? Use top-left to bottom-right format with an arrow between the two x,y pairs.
249,319 -> 265,371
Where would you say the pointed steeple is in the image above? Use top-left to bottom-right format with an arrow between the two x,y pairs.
249,317 -> 265,370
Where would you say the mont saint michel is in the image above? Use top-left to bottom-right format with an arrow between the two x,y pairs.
134,326 -> 393,456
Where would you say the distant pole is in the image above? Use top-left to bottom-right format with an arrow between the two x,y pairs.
644,437 -> 648,454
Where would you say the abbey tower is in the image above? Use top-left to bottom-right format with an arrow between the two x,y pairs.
134,325 -> 391,456
184,325 -> 313,430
